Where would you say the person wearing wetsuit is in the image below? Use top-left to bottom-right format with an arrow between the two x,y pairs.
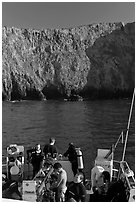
27,144 -> 44,178
65,172 -> 87,202
63,143 -> 78,176
43,138 -> 58,159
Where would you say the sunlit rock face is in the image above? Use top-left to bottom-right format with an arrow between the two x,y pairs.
2,22 -> 134,101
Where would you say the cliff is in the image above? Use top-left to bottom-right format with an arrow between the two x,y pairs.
2,22 -> 135,101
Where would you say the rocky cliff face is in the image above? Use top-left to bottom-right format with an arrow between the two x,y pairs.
2,22 -> 135,101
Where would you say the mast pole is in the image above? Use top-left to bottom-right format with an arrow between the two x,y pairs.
122,89 -> 135,161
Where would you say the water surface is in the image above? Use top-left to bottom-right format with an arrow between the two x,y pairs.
2,99 -> 135,177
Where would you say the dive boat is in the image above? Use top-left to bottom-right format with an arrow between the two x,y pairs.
2,141 -> 135,201
2,91 -> 135,202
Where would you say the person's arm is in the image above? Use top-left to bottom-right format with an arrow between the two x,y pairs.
63,149 -> 69,157
39,153 -> 44,168
43,145 -> 50,158
53,146 -> 58,158
65,182 -> 76,201
40,151 -> 44,161
54,146 -> 58,154
80,184 -> 87,202
43,145 -> 47,154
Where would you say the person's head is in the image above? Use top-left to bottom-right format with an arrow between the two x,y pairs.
69,143 -> 74,147
73,172 -> 84,183
35,144 -> 41,150
101,171 -> 110,183
49,138 -> 55,145
53,162 -> 62,173
69,143 -> 75,150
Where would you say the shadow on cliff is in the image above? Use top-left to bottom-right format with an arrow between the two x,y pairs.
81,23 -> 135,99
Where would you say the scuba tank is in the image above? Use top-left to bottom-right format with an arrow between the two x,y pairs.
75,148 -> 84,169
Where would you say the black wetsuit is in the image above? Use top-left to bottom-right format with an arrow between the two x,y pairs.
64,146 -> 78,176
43,144 -> 57,158
27,148 -> 43,177
66,181 -> 87,202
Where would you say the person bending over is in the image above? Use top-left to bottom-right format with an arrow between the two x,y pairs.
51,162 -> 67,202
43,138 -> 58,159
64,143 -> 78,176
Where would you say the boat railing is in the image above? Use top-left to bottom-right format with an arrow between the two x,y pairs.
120,161 -> 135,188
112,160 -> 135,190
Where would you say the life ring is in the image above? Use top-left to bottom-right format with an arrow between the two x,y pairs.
10,165 -> 19,175
7,145 -> 19,155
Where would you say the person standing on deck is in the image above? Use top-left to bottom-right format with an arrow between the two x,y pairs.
27,144 -> 44,178
63,143 -> 78,176
90,171 -> 111,202
91,165 -> 105,192
43,138 -> 58,159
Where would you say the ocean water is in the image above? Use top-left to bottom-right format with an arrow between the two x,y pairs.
2,99 -> 135,178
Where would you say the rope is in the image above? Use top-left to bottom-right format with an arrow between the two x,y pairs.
122,89 -> 135,161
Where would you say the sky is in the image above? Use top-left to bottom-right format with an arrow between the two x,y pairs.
2,1 -> 135,30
